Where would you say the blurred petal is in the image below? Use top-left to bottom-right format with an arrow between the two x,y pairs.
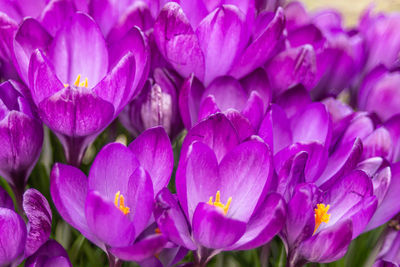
38,0 -> 76,36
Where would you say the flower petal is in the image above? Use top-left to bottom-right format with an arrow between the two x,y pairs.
85,191 -> 135,247
192,202 -> 246,249
25,240 -> 71,267
196,5 -> 247,85
48,12 -> 108,85
38,0 -> 76,36
154,2 -> 205,81
0,186 -> 13,209
128,127 -> 173,194
88,143 -> 139,202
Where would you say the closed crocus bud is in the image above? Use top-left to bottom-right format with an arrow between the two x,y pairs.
25,240 -> 72,267
373,226 -> 400,267
120,68 -> 183,139
0,80 -> 43,207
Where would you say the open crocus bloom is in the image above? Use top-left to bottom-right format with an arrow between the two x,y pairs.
0,187 -> 52,266
0,80 -> 43,207
154,1 -> 284,86
154,114 -> 286,265
50,127 -> 174,263
282,171 -> 377,266
28,12 -> 144,166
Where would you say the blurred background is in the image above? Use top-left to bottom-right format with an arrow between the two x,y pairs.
302,0 -> 400,26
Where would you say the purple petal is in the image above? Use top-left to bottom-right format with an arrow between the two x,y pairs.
198,95 -> 220,122
25,240 -> 71,267
128,127 -> 173,194
110,233 -> 167,262
50,163 -> 98,245
0,208 -> 26,265
225,109 -> 255,141
154,2 -> 205,81
28,49 -> 64,105
275,85 -> 311,119
192,202 -> 246,249
184,142 -> 219,221
38,0 -> 76,36
266,45 -> 316,96
291,102 -> 332,147
126,166 -> 154,236
0,13 -> 17,62
23,189 -> 52,257
283,183 -> 320,247
180,113 -> 240,162
196,5 -> 247,85
178,74 -> 205,129
299,220 -> 353,263
154,188 -> 197,250
240,91 -> 265,130
231,193 -> 286,250
367,162 -> 400,230
240,68 -> 272,112
38,87 -> 114,137
0,186 -> 13,209
93,52 -> 136,113
362,127 -> 392,160
384,115 -> 400,162
317,138 -> 363,188
13,18 -> 52,84
229,8 -> 285,79
48,13 -> 108,86
258,104 -> 292,154
107,27 -> 149,99
219,140 -> 272,222
88,143 -> 139,202
85,191 -> 135,247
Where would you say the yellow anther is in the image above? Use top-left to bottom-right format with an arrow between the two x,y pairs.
207,190 -> 232,215
314,203 -> 331,234
114,191 -> 130,215
63,83 -> 69,88
72,74 -> 88,88
73,74 -> 81,86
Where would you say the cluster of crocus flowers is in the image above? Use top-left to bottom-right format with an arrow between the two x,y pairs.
1,0 -> 400,266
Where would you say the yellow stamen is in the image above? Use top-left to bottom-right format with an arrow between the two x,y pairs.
114,191 -> 130,215
63,83 -> 69,88
155,228 -> 161,234
207,190 -> 232,215
72,74 -> 88,88
314,203 -> 331,234
73,74 -> 81,86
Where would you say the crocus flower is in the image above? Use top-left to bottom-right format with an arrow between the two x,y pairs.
0,186 -> 52,266
50,127 -> 174,265
28,12 -> 145,166
120,67 -> 183,139
282,171 -> 377,266
0,80 -> 43,208
179,68 -> 271,138
154,113 -> 286,266
25,240 -> 72,267
154,1 -> 284,86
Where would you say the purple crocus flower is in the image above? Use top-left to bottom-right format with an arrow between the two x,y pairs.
154,113 -> 286,266
179,68 -> 271,140
27,12 -> 146,166
120,67 -> 183,139
153,1 -> 284,86
282,171 -> 377,266
0,80 -> 43,208
25,240 -> 72,267
0,186 -> 52,266
50,127 -> 174,265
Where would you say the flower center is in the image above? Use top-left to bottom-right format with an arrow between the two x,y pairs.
314,203 -> 330,234
63,74 -> 88,88
114,191 -> 130,215
207,190 -> 232,215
